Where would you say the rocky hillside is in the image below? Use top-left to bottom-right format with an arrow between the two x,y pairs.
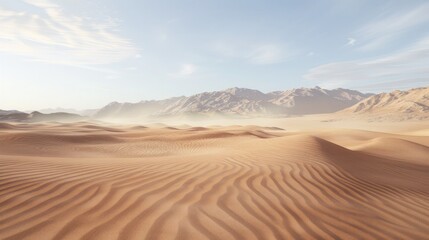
340,87 -> 429,120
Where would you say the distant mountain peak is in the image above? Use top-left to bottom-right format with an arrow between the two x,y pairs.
224,87 -> 259,93
107,101 -> 120,106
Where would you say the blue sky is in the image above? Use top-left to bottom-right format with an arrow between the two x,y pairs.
1,0 -> 429,110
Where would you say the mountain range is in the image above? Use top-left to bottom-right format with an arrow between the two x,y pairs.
94,86 -> 372,120
0,111 -> 85,122
1,86 -> 428,122
37,108 -> 98,116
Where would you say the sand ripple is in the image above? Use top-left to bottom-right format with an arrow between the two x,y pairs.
0,123 -> 428,239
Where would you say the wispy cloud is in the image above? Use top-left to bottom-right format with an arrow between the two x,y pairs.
212,41 -> 288,65
346,38 -> 356,46
246,44 -> 284,65
168,63 -> 197,78
304,34 -> 429,91
352,3 -> 429,51
0,0 -> 137,66
354,78 -> 429,92
179,64 -> 197,76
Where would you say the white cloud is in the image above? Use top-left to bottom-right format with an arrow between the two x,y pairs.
346,38 -> 356,46
353,3 -> 429,51
304,34 -> 429,90
0,0 -> 137,66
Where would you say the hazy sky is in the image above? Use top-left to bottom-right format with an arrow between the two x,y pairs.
1,0 -> 429,110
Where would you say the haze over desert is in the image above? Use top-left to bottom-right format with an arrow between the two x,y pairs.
2,0 -> 429,239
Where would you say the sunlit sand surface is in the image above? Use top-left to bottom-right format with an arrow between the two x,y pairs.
1,121 -> 428,239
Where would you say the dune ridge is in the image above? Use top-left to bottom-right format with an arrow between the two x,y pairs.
0,122 -> 428,239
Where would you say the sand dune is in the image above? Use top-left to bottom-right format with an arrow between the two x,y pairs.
1,122 -> 428,239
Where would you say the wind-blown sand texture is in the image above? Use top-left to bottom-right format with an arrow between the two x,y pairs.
1,122 -> 429,239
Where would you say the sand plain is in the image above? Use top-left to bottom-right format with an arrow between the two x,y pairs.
0,120 -> 428,239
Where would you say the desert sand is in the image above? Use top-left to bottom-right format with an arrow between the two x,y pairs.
1,120 -> 429,239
